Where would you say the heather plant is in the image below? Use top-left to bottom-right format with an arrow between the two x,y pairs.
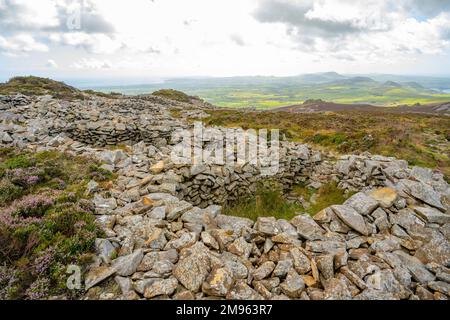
24,277 -> 51,300
6,167 -> 41,188
0,179 -> 23,203
0,149 -> 114,299
8,194 -> 54,218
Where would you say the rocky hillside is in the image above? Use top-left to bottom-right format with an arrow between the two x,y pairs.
0,77 -> 84,100
0,90 -> 449,300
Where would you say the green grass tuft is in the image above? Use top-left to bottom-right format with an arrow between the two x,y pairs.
291,181 -> 354,215
223,182 -> 302,221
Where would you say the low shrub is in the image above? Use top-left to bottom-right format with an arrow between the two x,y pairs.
0,149 -> 113,299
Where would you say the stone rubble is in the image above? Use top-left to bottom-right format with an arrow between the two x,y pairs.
0,93 -> 449,300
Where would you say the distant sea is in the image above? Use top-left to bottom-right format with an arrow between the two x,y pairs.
432,88 -> 450,93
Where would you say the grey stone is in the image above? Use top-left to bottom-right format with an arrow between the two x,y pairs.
255,217 -> 281,236
290,215 -> 325,240
95,238 -> 117,264
273,260 -> 293,278
344,192 -> 378,215
138,249 -> 178,272
226,280 -> 263,300
202,267 -> 234,297
112,249 -> 144,277
394,250 -> 435,284
402,180 -> 445,211
253,261 -> 276,281
305,240 -> 346,254
166,201 -> 193,221
201,231 -> 220,250
165,232 -> 198,250
413,206 -> 450,225
173,242 -> 211,292
115,276 -> 133,294
316,255 -> 334,280
428,281 -> 450,296
85,266 -> 116,290
323,278 -> 352,300
332,205 -> 369,236
289,247 -> 311,274
280,269 -> 305,298
144,278 -> 178,298
215,214 -> 254,233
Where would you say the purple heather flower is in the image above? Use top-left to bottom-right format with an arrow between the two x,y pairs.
0,212 -> 42,229
7,194 -> 54,217
33,247 -> 55,274
7,167 -> 41,187
25,277 -> 50,300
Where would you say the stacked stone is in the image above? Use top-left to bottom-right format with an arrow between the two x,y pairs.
335,154 -> 410,192
1,92 -> 449,300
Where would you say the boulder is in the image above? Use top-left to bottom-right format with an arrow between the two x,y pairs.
202,267 -> 234,297
369,188 -> 398,208
173,243 -> 211,292
331,205 -> 369,236
344,192 -> 378,215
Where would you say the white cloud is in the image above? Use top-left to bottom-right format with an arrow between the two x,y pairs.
46,59 -> 58,68
49,32 -> 123,54
1,0 -> 450,77
0,34 -> 48,55
71,57 -> 112,70
230,34 -> 246,46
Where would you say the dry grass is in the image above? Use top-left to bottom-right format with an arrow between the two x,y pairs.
202,109 -> 450,177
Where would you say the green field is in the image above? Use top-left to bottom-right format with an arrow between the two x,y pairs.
90,73 -> 450,109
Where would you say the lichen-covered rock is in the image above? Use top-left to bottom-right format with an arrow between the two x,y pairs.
173,243 -> 211,292
280,269 -> 305,298
144,278 -> 178,298
369,188 -> 398,208
202,267 -> 234,297
252,261 -> 276,280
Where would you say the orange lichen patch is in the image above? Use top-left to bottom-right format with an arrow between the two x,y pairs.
369,187 -> 398,208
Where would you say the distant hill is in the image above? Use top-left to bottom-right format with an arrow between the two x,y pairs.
297,72 -> 346,83
0,76 -> 83,100
0,76 -> 124,100
404,82 -> 425,89
384,81 -> 402,87
152,89 -> 195,103
325,76 -> 377,87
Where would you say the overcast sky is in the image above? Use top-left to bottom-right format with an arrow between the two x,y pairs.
1,0 -> 450,82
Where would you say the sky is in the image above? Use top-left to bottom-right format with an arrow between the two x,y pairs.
1,0 -> 450,83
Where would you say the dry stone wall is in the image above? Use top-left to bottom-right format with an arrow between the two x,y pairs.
1,93 -> 449,300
